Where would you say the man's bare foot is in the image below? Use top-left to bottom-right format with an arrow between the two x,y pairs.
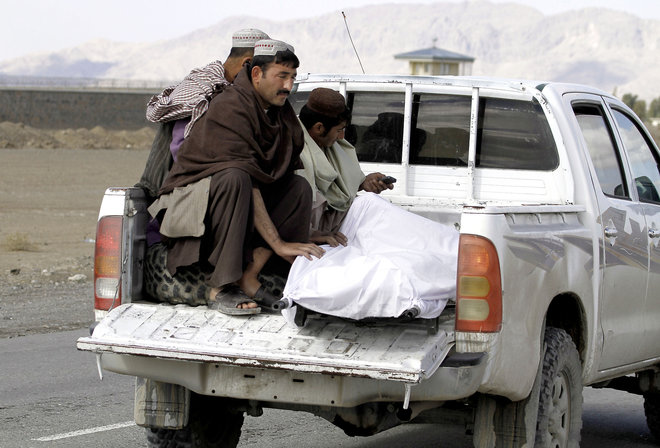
237,278 -> 262,299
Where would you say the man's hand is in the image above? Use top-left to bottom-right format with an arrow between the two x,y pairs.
310,230 -> 348,247
252,187 -> 325,262
272,240 -> 326,261
360,172 -> 394,194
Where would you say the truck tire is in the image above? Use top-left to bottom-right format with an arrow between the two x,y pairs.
472,327 -> 582,447
145,243 -> 209,306
146,427 -> 193,448
146,396 -> 244,448
535,327 -> 583,448
644,393 -> 660,441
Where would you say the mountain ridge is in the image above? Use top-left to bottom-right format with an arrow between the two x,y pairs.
1,1 -> 658,100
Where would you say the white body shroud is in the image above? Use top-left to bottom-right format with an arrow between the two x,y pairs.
282,193 -> 459,322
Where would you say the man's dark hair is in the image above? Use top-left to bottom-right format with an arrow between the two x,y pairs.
250,49 -> 300,74
227,46 -> 254,59
299,104 -> 351,137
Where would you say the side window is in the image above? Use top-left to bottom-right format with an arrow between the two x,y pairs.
348,92 -> 406,163
411,94 -> 470,166
611,109 -> 660,203
573,104 -> 629,198
411,94 -> 558,169
477,97 -> 558,170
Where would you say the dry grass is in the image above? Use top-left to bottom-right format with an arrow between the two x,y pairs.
3,232 -> 37,252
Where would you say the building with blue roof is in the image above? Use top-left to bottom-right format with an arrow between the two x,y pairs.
395,42 -> 475,76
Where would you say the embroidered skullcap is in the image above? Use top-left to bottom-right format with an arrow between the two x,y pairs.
306,88 -> 347,118
253,39 -> 295,56
232,29 -> 270,48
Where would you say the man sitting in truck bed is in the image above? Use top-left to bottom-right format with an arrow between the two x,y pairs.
138,28 -> 272,309
148,40 -> 324,315
136,28 -> 270,199
296,87 -> 394,247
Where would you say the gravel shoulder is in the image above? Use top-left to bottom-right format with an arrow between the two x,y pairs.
0,148 -> 149,338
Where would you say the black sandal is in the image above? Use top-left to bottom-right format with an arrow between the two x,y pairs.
208,285 -> 261,315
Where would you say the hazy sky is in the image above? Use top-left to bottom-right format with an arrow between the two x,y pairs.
2,0 -> 658,62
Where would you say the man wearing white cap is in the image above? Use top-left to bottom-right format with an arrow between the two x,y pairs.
146,28 -> 270,138
137,28 -> 270,198
149,39 -> 324,315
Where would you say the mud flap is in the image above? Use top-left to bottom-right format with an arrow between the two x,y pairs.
134,377 -> 190,429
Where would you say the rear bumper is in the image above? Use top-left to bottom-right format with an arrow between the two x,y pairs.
78,303 -> 487,407
93,349 -> 486,408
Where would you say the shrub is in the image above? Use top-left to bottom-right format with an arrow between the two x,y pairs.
3,232 -> 36,252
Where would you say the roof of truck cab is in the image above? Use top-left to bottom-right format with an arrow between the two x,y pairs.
294,73 -> 614,101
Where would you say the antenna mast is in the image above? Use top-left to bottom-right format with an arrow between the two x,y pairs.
342,11 -> 365,74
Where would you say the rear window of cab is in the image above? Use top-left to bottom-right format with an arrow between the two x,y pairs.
291,90 -> 559,171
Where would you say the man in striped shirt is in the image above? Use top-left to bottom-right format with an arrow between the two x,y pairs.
137,28 -> 269,198
150,40 -> 323,315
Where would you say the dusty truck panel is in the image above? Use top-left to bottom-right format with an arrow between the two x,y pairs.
79,304 -> 487,408
78,302 -> 455,383
96,351 -> 486,409
454,206 -> 595,400
78,74 -> 660,447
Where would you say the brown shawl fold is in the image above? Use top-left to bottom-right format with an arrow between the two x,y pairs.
159,66 -> 304,195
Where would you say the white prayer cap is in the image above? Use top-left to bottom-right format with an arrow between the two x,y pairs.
253,39 -> 295,57
232,29 -> 270,48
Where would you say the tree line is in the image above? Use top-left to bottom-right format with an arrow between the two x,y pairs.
620,93 -> 660,145
620,93 -> 660,122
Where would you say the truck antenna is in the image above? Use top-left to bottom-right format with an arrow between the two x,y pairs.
342,11 -> 365,74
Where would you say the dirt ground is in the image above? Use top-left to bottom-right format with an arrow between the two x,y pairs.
0,121 -> 156,150
0,145 -> 150,338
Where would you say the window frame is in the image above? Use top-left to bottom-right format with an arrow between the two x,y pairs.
607,104 -> 660,205
571,100 -> 632,200
290,79 -> 571,201
408,89 -> 560,171
344,90 -> 408,164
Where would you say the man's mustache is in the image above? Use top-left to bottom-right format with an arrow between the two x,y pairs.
277,89 -> 291,95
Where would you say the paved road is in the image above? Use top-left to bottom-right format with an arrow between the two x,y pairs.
1,329 -> 656,447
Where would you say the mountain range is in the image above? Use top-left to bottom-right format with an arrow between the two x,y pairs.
1,0 -> 659,101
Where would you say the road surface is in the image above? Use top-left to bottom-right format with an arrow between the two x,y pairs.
0,329 -> 656,447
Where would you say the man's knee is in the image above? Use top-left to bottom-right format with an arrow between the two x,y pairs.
210,168 -> 252,195
212,168 -> 251,185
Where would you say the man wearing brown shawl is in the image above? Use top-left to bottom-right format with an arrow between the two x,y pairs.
150,40 -> 324,315
137,28 -> 270,199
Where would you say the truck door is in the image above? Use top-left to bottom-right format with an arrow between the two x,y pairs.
571,98 -> 649,369
608,104 -> 660,361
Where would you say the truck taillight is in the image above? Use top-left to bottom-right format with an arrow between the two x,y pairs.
455,234 -> 502,332
94,215 -> 122,311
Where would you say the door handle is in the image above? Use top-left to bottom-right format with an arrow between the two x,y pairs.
604,227 -> 618,238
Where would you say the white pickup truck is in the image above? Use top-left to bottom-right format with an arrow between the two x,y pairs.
77,74 -> 660,447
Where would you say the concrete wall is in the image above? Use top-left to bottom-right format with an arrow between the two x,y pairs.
0,88 -> 158,130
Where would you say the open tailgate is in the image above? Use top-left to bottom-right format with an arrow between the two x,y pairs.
77,303 -> 454,383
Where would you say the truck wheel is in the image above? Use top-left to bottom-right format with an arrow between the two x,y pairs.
146,427 -> 192,448
472,327 -> 582,447
644,393 -> 660,441
535,327 -> 583,448
146,396 -> 244,448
